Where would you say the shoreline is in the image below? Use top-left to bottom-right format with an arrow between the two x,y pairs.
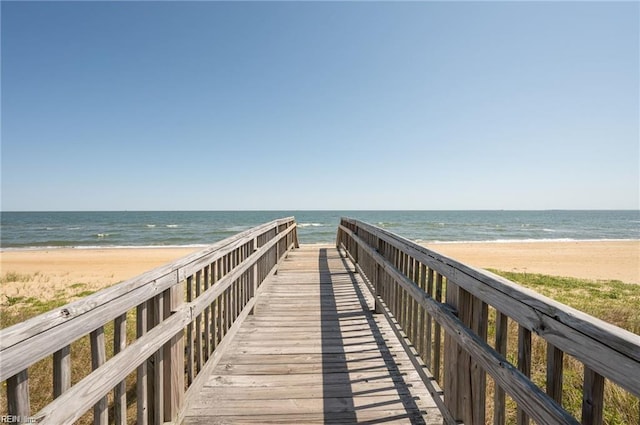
1,240 -> 638,304
1,237 -> 638,252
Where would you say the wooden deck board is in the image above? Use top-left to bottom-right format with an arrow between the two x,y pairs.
182,245 -> 443,425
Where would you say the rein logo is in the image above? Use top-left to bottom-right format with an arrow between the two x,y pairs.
0,416 -> 36,423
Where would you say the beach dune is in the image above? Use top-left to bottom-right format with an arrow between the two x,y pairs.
0,247 -> 199,301
1,241 -> 638,305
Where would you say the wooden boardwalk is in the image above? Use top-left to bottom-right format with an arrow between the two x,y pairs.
4,218 -> 638,425
183,245 -> 443,424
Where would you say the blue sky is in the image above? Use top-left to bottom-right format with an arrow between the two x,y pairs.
1,1 -> 638,211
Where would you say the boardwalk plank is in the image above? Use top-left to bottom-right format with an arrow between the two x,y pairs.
182,245 -> 443,425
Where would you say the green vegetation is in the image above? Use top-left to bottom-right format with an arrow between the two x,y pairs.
1,270 -> 638,424
1,286 -> 139,424
1,275 -> 95,328
0,271 -> 38,284
487,270 -> 640,425
491,270 -> 640,335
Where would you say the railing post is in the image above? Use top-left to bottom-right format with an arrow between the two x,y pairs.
154,293 -> 165,425
470,296 -> 488,424
582,367 -> 604,425
53,345 -> 71,398
113,314 -> 127,425
494,311 -> 509,425
90,327 -> 108,425
137,302 -> 148,425
163,282 -> 184,422
374,237 -> 384,314
455,287 -> 475,424
443,279 -> 462,422
7,369 -> 29,417
353,226 -> 359,264
546,343 -> 564,405
251,238 -> 258,313
517,325 -> 532,425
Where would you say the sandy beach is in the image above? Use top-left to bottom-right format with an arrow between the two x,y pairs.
0,247 -> 200,302
1,241 -> 639,304
422,240 -> 640,284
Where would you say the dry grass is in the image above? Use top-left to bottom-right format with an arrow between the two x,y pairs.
2,270 -> 639,423
0,303 -> 140,424
0,272 -> 136,423
483,270 -> 640,425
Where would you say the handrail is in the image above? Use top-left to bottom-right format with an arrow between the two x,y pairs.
2,217 -> 298,424
337,217 -> 640,425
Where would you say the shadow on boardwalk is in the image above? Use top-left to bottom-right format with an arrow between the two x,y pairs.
182,245 -> 442,424
319,247 -> 427,424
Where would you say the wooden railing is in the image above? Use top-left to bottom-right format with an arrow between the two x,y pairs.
1,217 -> 298,424
337,218 -> 640,425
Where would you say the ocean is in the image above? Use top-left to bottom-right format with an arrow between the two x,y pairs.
1,210 -> 638,250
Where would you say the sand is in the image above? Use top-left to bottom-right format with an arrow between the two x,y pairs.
1,241 -> 639,304
0,247 -> 200,301
422,240 -> 640,284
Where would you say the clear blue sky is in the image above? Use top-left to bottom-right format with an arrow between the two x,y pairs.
1,1 -> 638,211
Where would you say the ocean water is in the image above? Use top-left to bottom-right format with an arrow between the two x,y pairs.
0,210 -> 638,249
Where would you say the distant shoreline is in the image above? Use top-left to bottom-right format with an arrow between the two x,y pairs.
1,240 -> 638,308
3,210 -> 638,248
2,237 -> 638,252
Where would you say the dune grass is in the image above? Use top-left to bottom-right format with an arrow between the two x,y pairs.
487,270 -> 640,425
1,270 -> 638,423
491,270 -> 640,335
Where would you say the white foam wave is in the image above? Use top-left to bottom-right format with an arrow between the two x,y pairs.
1,244 -> 209,252
96,233 -> 110,238
298,223 -> 324,228
418,238 -> 639,244
146,224 -> 156,228
166,224 -> 179,228
225,225 -> 251,232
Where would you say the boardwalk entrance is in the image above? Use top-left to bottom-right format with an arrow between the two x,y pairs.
183,245 -> 442,424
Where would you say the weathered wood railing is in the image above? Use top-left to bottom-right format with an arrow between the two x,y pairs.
1,217 -> 298,424
337,218 -> 640,425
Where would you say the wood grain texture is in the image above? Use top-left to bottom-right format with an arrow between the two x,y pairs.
339,223 -> 581,425
53,345 -> 71,399
163,283 -> 184,420
113,314 -> 127,425
90,327 -> 108,425
340,219 -> 640,365
517,325 -> 532,425
6,369 -> 29,417
2,218 -> 298,425
546,343 -> 564,405
182,246 -> 443,425
338,220 -> 640,399
0,218 -> 297,381
582,367 -> 604,425
494,311 -> 509,425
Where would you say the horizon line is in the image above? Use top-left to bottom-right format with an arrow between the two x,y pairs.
2,208 -> 639,213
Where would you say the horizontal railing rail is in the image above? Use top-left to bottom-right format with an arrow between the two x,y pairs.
337,217 -> 640,425
1,217 -> 298,424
